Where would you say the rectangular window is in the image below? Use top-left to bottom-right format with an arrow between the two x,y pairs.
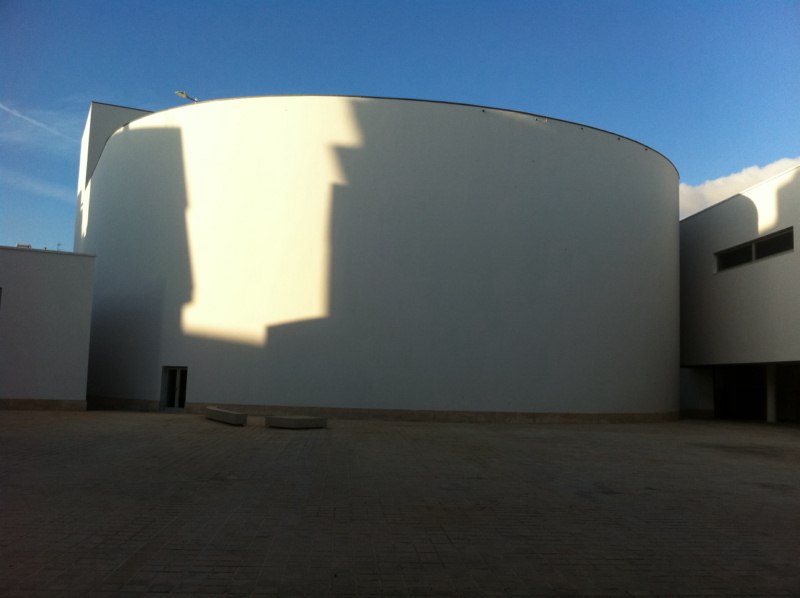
716,227 -> 794,272
754,228 -> 793,260
716,244 -> 753,271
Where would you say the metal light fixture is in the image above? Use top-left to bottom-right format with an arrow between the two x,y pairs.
175,90 -> 199,103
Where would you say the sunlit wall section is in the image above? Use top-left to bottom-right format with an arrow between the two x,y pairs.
681,165 -> 800,365
174,98 -> 361,345
79,96 -> 679,416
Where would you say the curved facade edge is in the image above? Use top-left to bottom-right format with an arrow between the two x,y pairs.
139,94 -> 679,177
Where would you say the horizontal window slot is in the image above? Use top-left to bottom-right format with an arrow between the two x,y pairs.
715,227 -> 793,272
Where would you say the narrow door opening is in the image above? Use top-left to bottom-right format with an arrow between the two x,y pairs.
161,366 -> 188,410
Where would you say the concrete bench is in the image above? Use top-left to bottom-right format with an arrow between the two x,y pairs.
205,406 -> 247,426
266,415 -> 327,429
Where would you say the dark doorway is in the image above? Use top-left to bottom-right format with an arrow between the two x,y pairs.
714,366 -> 766,420
161,366 -> 188,410
777,365 -> 800,423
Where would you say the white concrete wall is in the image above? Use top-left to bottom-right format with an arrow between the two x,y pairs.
0,247 -> 95,405
681,166 -> 800,365
77,96 -> 679,415
75,102 -> 151,247
78,102 -> 151,189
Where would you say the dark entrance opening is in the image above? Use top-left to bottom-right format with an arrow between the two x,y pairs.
713,366 -> 766,420
777,365 -> 800,423
161,366 -> 188,410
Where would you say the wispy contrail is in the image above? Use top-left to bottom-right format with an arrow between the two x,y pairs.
0,101 -> 78,142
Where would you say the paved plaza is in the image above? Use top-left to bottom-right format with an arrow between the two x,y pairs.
1,411 -> 799,597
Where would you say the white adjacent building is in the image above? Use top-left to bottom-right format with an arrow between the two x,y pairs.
0,246 -> 95,409
680,164 -> 800,422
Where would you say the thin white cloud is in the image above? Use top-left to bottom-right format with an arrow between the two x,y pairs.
680,157 -> 800,219
0,101 -> 79,142
0,167 -> 74,203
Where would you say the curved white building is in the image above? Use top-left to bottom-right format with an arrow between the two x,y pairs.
75,96 -> 679,420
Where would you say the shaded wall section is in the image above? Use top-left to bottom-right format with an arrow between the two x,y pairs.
0,247 -> 94,408
75,102 -> 151,248
261,99 -> 678,414
76,125 -> 190,407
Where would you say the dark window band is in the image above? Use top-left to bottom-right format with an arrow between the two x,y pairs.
716,228 -> 793,272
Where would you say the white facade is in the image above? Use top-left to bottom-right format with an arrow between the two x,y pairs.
0,247 -> 95,408
681,164 -> 800,365
680,165 -> 800,420
76,96 -> 679,418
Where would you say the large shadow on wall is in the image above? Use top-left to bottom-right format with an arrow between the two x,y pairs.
260,102 -> 483,410
83,127 -> 191,405
254,100 -> 569,413
679,193 -> 760,362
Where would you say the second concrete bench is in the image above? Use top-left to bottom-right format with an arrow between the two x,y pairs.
205,406 -> 247,426
266,415 -> 327,429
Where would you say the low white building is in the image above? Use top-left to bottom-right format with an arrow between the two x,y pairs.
74,96 -> 679,420
0,246 -> 95,409
680,164 -> 800,421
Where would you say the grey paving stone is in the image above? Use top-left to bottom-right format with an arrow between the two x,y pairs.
1,412 -> 800,596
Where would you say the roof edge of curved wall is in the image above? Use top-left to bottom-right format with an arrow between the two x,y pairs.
90,100 -> 154,114
143,94 -> 679,177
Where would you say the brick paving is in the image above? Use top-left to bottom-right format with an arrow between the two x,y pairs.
1,411 -> 799,597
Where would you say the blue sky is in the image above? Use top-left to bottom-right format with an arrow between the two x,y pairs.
2,0 -> 799,249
